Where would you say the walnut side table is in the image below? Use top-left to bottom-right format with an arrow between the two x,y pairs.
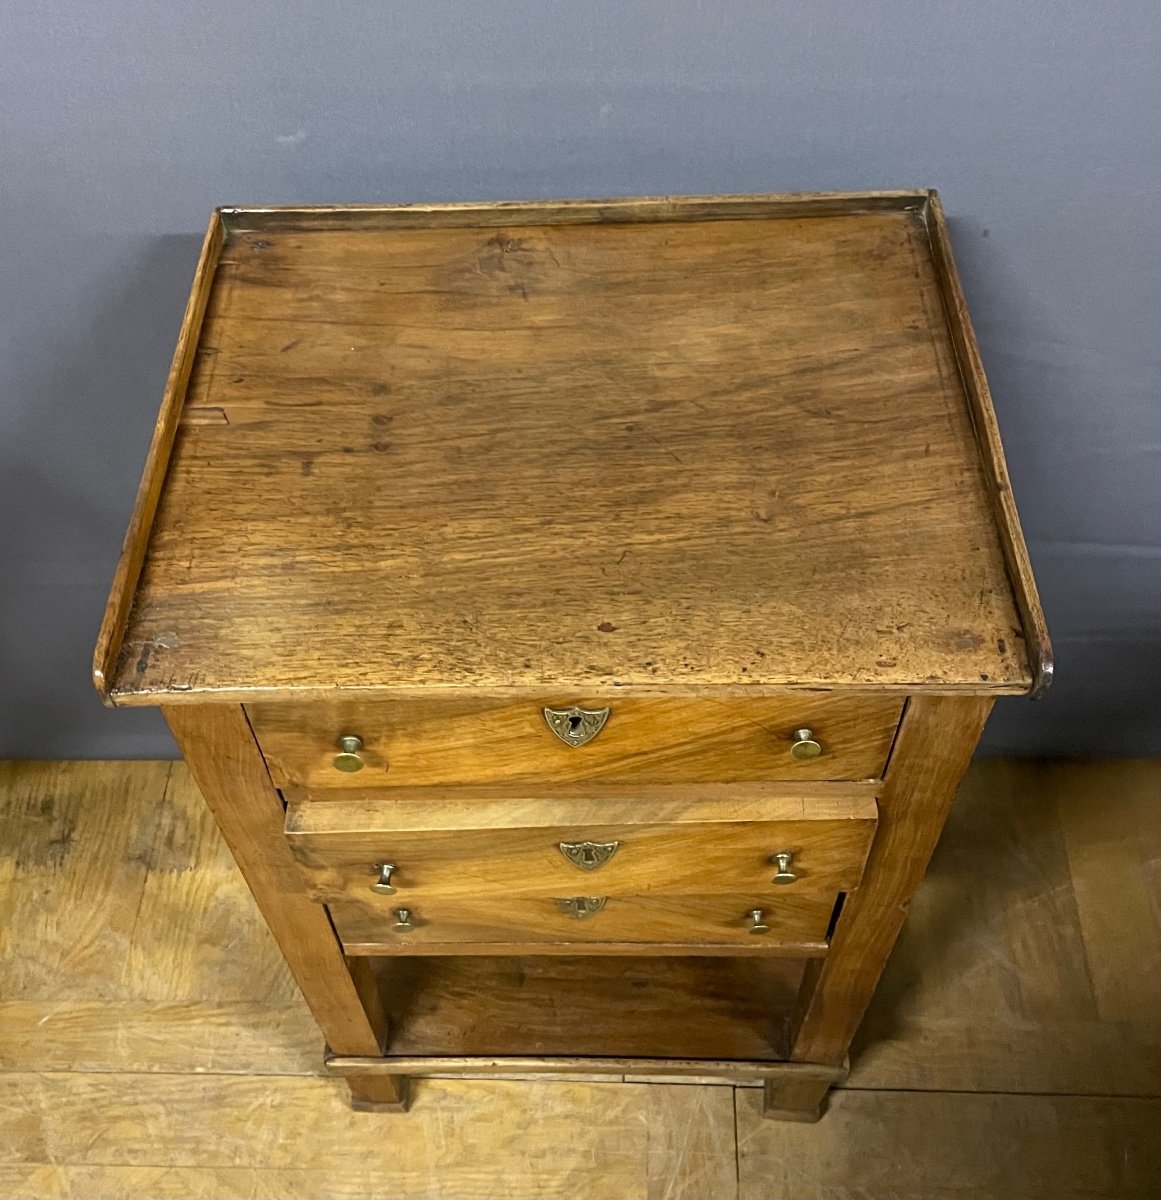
95,192 -> 1049,1120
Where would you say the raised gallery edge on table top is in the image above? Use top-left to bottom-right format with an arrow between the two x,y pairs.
94,191 -> 1049,705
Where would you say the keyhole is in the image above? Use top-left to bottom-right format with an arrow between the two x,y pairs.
568,715 -> 583,735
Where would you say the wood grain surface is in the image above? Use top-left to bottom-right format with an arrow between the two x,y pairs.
0,1076 -> 739,1200
367,955 -> 803,1060
251,695 -> 901,787
0,761 -> 321,1078
162,706 -> 387,1057
763,1062 -> 849,1122
3,758 -> 1158,1199
924,194 -> 1052,696
734,1087 -> 1161,1200
849,758 -> 1161,1096
222,191 -> 932,233
99,195 -> 1041,703
331,892 -> 839,954
285,787 -> 876,901
324,1054 -> 845,1083
792,695 -> 992,1064
91,213 -> 224,702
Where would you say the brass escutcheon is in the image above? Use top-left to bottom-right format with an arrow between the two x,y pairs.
554,896 -> 607,920
543,705 -> 610,747
558,840 -> 620,871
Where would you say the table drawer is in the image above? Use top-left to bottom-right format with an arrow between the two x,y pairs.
250,696 -> 902,788
328,892 -> 841,954
284,785 -> 877,902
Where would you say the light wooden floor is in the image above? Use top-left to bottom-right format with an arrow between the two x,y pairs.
1,759 -> 1159,1199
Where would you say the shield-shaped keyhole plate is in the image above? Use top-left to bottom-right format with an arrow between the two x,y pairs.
543,705 -> 610,747
558,840 -> 620,871
554,896 -> 607,920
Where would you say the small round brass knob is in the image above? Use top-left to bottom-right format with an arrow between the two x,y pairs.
747,908 -> 770,935
333,734 -> 365,772
371,863 -> 397,895
770,852 -> 798,885
392,908 -> 414,932
790,728 -> 822,761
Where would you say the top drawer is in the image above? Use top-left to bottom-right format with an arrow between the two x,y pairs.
247,696 -> 902,788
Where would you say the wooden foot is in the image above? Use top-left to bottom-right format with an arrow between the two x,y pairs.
762,1067 -> 843,1122
347,1072 -> 411,1113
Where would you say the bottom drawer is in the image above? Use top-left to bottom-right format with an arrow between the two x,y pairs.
331,891 -> 841,954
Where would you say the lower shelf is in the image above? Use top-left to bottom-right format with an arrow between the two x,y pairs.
369,955 -> 806,1061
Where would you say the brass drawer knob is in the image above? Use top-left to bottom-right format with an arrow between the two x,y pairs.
392,908 -> 414,932
747,908 -> 770,935
790,728 -> 822,760
332,734 -> 365,772
770,852 -> 798,885
543,705 -> 610,747
371,863 -> 397,895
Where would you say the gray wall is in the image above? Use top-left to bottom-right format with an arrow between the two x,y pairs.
3,2 -> 1158,759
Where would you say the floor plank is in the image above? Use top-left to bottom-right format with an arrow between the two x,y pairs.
121,764 -> 296,1003
0,761 -> 170,1002
0,1000 -> 320,1075
850,759 -> 1161,1096
2,758 -> 1161,1198
645,1084 -> 738,1200
1056,760 -> 1161,1024
736,1086 -> 1161,1200
0,762 -> 320,1076
0,1072 -> 731,1200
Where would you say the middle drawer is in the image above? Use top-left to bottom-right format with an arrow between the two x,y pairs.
284,784 -> 878,952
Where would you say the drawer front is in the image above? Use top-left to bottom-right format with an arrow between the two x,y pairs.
328,892 -> 841,954
249,695 -> 902,788
285,789 -> 878,902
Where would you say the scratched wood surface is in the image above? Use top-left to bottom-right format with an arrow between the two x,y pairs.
0,1077 -> 739,1200
0,761 -> 318,1077
2,759 -> 1160,1197
104,199 -> 1036,704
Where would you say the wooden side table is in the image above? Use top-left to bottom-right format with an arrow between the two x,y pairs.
94,192 -> 1048,1120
